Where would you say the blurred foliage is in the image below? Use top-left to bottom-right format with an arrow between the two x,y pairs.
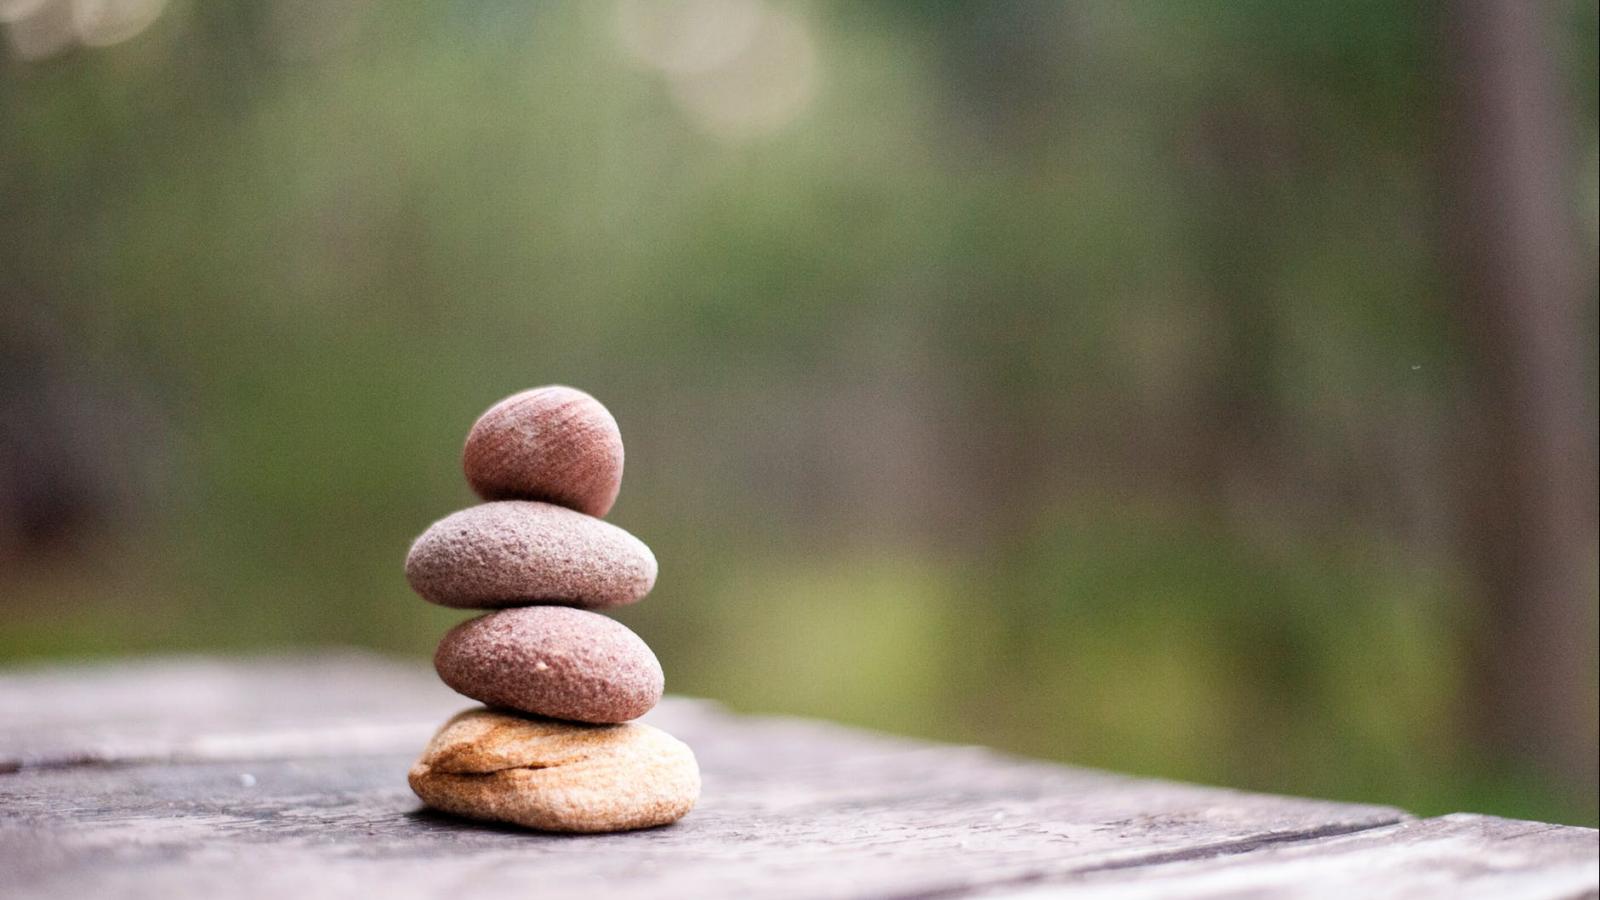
2,0 -> 1596,827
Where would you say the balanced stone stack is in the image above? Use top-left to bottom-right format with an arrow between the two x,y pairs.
404,386 -> 700,833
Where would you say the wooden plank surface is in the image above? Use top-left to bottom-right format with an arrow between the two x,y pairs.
0,655 -> 1593,899
996,814 -> 1600,900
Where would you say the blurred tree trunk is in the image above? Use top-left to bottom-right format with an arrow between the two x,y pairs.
1184,99 -> 1289,525
1442,0 -> 1599,792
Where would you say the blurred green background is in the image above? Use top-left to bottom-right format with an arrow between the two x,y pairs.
2,1 -> 1596,826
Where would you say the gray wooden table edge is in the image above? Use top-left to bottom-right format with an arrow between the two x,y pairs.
1,653 -> 1594,899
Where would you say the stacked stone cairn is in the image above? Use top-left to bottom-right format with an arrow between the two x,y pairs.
405,386 -> 700,833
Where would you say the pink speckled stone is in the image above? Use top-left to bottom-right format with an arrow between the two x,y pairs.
434,607 -> 664,723
405,501 -> 657,609
463,386 -> 625,518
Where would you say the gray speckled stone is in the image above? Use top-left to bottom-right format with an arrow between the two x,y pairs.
404,501 -> 657,609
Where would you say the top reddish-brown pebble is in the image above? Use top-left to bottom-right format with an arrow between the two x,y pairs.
463,386 -> 624,518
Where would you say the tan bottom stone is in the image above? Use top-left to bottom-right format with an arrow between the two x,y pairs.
409,707 -> 700,833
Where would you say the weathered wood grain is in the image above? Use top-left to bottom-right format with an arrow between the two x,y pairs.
0,654 -> 462,770
993,814 -> 1600,899
0,655 -> 1592,899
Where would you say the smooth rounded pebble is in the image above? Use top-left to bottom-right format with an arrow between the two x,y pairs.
434,606 -> 664,723
409,707 -> 699,833
463,386 -> 625,518
405,501 -> 657,609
